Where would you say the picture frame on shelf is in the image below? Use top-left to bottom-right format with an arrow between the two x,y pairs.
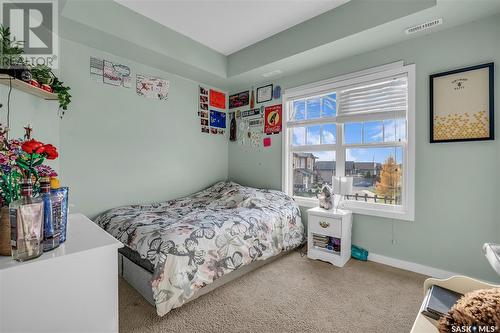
256,84 -> 273,104
430,63 -> 494,143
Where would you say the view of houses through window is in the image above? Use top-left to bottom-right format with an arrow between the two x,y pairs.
293,151 -> 335,197
293,146 -> 403,205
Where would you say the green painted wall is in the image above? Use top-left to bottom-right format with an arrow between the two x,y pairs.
0,86 -> 61,171
58,38 -> 228,218
228,15 -> 500,282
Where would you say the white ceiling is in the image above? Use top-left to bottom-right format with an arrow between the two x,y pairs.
115,0 -> 350,55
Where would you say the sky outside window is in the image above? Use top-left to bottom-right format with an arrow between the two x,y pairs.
364,121 -> 383,143
322,93 -> 336,117
306,98 -> 321,119
346,147 -> 403,164
344,123 -> 362,144
292,127 -> 306,146
293,100 -> 305,120
306,126 -> 321,145
321,124 -> 336,144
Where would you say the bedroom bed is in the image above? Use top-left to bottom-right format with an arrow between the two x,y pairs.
94,181 -> 304,316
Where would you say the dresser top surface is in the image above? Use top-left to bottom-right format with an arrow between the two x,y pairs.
0,213 -> 122,271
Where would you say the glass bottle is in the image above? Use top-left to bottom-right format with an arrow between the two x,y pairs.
10,179 -> 44,261
51,187 -> 69,243
40,177 -> 60,251
230,113 -> 236,141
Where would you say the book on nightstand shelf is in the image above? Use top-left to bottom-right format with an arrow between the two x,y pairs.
421,285 -> 463,320
312,234 -> 340,253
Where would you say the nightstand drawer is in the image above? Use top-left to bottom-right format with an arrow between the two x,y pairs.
308,215 -> 341,237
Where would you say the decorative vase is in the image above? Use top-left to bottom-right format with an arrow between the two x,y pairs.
0,206 -> 11,256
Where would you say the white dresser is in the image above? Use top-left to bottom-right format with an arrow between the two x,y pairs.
0,213 -> 123,333
307,207 -> 352,267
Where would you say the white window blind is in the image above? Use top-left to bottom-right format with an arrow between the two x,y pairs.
339,75 -> 408,116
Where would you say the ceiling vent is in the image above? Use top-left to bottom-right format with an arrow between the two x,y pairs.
262,70 -> 283,78
405,18 -> 443,35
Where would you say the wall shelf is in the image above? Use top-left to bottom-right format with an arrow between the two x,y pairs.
0,74 -> 58,100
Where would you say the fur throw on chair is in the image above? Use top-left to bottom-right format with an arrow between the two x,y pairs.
438,288 -> 500,333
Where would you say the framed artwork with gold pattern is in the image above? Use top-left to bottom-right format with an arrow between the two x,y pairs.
430,63 -> 494,143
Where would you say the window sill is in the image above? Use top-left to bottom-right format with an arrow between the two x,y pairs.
343,202 -> 414,221
293,196 -> 414,222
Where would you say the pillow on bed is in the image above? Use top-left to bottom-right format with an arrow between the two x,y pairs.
438,288 -> 500,333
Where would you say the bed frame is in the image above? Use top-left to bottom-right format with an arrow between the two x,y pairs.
118,250 -> 290,307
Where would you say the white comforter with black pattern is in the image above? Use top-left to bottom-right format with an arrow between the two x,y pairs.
94,182 -> 304,316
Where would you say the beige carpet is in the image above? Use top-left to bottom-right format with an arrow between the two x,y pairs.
119,250 -> 426,333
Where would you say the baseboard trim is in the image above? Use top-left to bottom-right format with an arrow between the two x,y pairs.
368,253 -> 458,279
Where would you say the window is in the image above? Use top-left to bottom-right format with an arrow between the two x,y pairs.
282,63 -> 415,221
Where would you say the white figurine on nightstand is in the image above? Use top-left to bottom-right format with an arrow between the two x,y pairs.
307,207 -> 353,267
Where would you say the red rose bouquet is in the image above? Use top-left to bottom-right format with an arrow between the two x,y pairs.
0,125 -> 59,205
18,139 -> 59,177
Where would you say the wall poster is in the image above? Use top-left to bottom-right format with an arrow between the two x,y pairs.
210,110 -> 226,128
103,60 -> 132,88
430,63 -> 494,143
256,84 -> 273,103
229,91 -> 249,109
136,75 -> 170,100
264,104 -> 282,134
210,89 -> 226,109
90,57 -> 131,88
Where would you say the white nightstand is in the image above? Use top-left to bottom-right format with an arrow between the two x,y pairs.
307,207 -> 352,267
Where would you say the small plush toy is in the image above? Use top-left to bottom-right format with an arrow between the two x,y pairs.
318,185 -> 334,210
438,288 -> 500,333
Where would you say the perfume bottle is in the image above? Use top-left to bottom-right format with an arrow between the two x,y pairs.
51,187 -> 69,243
10,179 -> 44,261
40,178 -> 60,251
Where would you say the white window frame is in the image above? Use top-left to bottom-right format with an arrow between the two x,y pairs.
282,62 -> 415,221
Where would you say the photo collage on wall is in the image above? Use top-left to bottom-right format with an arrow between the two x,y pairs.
229,83 -> 282,149
90,57 -> 170,101
198,86 -> 227,135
